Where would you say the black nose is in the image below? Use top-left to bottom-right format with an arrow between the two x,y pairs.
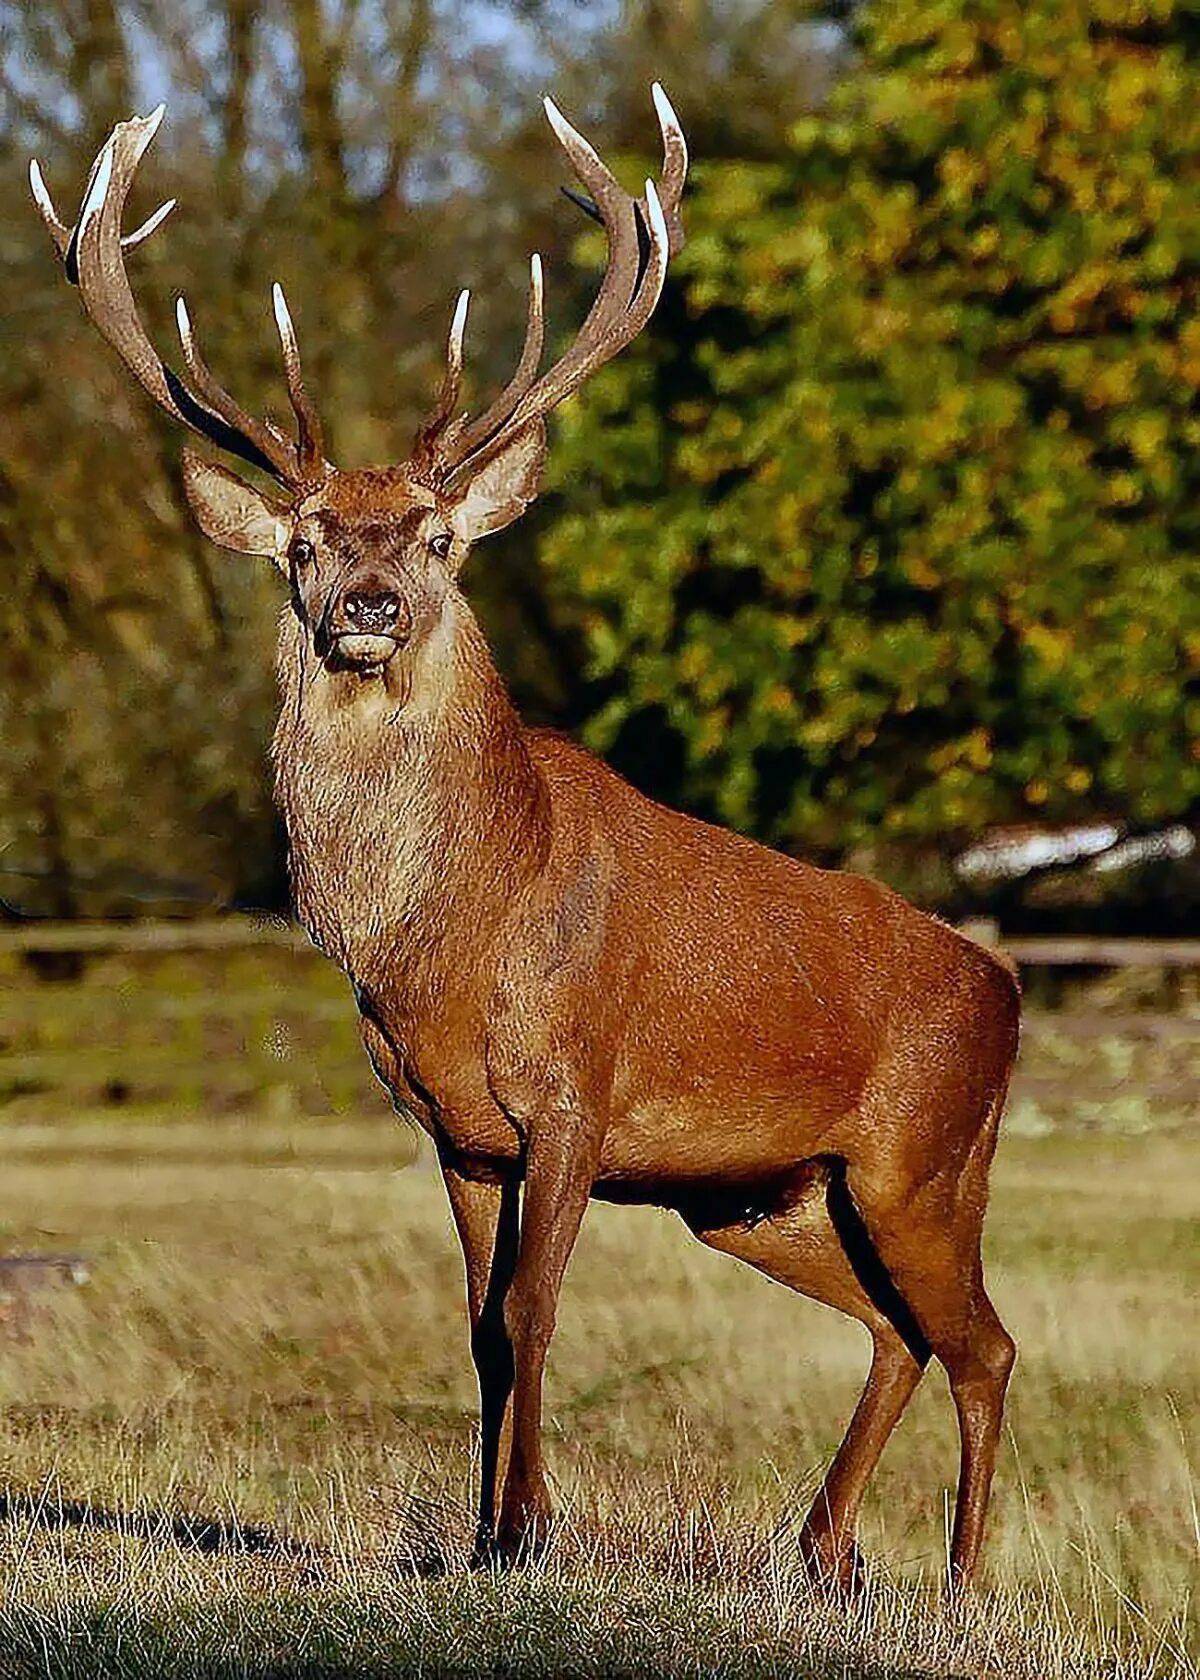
342,590 -> 402,636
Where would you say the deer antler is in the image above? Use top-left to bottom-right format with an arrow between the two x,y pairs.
418,84 -> 687,483
30,107 -> 327,488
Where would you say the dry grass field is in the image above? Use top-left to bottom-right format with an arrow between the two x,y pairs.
0,944 -> 1196,1679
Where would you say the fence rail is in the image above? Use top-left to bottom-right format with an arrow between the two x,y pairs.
1000,937 -> 1200,968
2,918 -> 1200,967
0,918 -> 306,955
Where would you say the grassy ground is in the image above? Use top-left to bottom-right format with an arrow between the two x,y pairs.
0,946 -> 1196,1679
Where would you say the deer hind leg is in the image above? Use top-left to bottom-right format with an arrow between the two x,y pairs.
681,1161 -> 928,1593
845,1115 -> 1015,1592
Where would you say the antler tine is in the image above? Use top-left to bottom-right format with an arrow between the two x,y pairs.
535,95 -> 644,344
413,290 -> 470,464
525,178 -> 669,423
30,157 -> 176,260
443,87 -> 683,483
651,82 -> 688,258
451,254 -> 546,461
29,159 -> 73,259
272,283 -> 326,474
433,290 -> 471,429
31,109 -> 319,487
175,294 -> 295,475
124,195 -> 177,250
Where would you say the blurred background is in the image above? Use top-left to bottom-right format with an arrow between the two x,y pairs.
0,0 -> 1196,932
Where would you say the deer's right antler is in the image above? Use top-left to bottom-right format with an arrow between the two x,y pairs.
30,107 -> 327,489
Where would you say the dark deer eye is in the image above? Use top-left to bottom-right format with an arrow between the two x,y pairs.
429,531 -> 453,560
291,537 -> 314,567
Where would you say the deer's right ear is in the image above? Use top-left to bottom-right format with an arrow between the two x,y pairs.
181,449 -> 289,566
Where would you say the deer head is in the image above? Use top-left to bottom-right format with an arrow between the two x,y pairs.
32,94 -> 686,679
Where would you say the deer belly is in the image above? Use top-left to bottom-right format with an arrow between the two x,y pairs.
597,1093 -> 836,1192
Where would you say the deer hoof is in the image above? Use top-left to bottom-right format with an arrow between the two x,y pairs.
489,1498 -> 553,1568
800,1526 -> 866,1598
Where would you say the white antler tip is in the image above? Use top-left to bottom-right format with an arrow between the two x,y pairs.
28,158 -> 50,208
644,178 -> 667,245
126,104 -> 166,161
530,252 -> 543,293
272,282 -> 298,344
175,298 -> 197,359
543,96 -> 574,145
123,196 -> 175,248
652,83 -> 687,174
448,291 -> 469,365
544,95 -> 600,170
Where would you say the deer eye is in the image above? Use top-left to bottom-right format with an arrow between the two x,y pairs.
291,537 -> 315,567
429,531 -> 453,560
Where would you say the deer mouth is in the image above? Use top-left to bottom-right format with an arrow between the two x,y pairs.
329,632 -> 402,672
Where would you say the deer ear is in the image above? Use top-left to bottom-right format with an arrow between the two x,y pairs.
448,421 -> 546,548
181,449 -> 288,563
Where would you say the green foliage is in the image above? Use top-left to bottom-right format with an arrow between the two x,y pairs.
538,1 -> 1200,859
0,0 -> 838,912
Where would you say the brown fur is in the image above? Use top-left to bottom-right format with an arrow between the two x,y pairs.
255,467 -> 1019,1589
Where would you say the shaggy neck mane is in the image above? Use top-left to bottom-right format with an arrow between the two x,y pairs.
272,594 -> 550,991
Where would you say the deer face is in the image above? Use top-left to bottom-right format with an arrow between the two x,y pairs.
287,474 -> 446,674
32,92 -> 685,687
179,429 -> 546,678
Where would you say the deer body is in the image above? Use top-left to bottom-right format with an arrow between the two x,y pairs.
37,93 -> 1018,1592
273,572 -> 1018,1585
277,586 -> 1014,1193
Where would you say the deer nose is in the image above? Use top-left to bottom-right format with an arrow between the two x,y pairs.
342,590 -> 404,636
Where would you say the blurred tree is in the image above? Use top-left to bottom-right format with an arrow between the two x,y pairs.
0,0 -> 834,914
538,0 -> 1200,881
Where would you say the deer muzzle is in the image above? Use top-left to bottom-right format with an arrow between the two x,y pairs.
323,585 -> 413,669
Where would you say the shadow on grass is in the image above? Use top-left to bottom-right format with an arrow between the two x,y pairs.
0,1486 -> 322,1565
0,1482 -> 464,1585
0,1490 -> 965,1679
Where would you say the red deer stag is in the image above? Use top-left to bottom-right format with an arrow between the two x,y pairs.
33,95 -> 1019,1589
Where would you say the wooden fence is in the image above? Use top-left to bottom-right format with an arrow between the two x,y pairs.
1,918 -> 1199,967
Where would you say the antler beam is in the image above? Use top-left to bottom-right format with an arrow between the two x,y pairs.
30,107 -> 327,488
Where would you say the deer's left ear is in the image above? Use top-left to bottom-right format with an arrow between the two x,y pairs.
448,421 -> 546,549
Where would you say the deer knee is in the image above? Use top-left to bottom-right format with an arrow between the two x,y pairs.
952,1313 -> 1015,1403
977,1319 -> 1016,1390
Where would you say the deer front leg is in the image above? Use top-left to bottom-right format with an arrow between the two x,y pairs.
493,1110 -> 600,1563
439,1153 -> 521,1563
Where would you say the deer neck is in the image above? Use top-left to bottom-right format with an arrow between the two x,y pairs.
271,592 -> 550,993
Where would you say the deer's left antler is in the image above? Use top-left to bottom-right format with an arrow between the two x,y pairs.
416,83 -> 688,483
